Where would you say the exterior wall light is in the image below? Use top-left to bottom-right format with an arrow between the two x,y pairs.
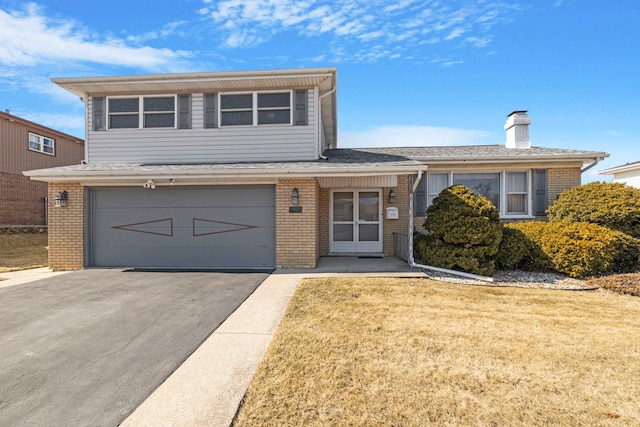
291,187 -> 299,205
389,189 -> 396,204
54,191 -> 68,208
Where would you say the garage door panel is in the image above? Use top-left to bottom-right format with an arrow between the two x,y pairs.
90,186 -> 275,268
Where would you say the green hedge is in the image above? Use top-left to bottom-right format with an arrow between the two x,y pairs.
505,221 -> 640,278
418,185 -> 502,276
547,182 -> 640,238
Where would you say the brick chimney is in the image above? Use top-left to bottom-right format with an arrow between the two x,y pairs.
504,110 -> 531,149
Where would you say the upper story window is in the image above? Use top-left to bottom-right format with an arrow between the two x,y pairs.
219,91 -> 291,126
28,132 -> 55,155
107,96 -> 176,129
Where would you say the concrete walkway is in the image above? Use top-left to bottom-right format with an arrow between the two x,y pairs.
121,257 -> 426,427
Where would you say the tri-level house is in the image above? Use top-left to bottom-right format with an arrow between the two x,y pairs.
25,68 -> 609,271
1,111 -> 84,226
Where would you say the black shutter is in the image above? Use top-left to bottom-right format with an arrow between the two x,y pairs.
294,89 -> 307,126
414,174 -> 427,216
533,169 -> 548,216
93,97 -> 106,131
204,93 -> 217,128
177,94 -> 191,129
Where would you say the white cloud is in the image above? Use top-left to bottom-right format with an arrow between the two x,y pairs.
203,0 -> 526,59
340,125 -> 495,148
0,4 -> 192,70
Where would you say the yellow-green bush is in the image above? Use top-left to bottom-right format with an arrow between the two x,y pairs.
547,182 -> 640,238
495,226 -> 531,270
418,185 -> 502,276
506,221 -> 640,278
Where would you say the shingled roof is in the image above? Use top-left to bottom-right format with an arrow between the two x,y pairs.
340,145 -> 608,163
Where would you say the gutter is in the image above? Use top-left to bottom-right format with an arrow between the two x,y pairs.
581,157 -> 603,173
406,170 -> 494,283
317,84 -> 337,161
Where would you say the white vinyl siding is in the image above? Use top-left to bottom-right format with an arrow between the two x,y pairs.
86,91 -> 317,163
612,170 -> 640,189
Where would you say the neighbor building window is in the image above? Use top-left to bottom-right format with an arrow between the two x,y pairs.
220,91 -> 291,126
108,96 -> 176,129
28,132 -> 55,155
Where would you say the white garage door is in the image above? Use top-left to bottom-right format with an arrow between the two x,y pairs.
88,185 -> 275,269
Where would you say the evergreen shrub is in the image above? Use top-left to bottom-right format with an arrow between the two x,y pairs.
417,185 -> 502,276
506,221 -> 640,278
547,182 -> 640,238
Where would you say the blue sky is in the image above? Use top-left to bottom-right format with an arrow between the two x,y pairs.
1,0 -> 638,181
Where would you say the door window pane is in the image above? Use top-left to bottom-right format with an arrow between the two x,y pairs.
333,192 -> 354,222
358,191 -> 379,221
359,224 -> 379,242
333,224 -> 353,242
453,173 -> 500,209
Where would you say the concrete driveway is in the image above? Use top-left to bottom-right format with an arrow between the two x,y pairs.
0,269 -> 270,426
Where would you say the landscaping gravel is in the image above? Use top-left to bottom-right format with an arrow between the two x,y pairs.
422,269 -> 596,290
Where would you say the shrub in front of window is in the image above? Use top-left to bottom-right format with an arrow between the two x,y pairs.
506,221 -> 640,278
495,226 -> 531,270
547,182 -> 640,238
417,185 -> 502,276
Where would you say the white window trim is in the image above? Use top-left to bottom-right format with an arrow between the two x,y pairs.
28,132 -> 55,156
425,170 -> 534,219
219,90 -> 293,127
504,170 -> 531,217
106,95 -> 177,130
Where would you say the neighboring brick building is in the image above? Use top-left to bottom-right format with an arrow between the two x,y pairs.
1,111 -> 84,225
24,69 -> 608,271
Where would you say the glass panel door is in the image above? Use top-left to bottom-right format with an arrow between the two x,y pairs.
330,189 -> 382,253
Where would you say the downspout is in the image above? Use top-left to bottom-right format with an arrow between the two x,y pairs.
407,171 -> 494,282
581,157 -> 603,173
317,86 -> 336,160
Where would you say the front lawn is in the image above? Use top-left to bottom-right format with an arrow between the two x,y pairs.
0,232 -> 48,273
233,278 -> 640,426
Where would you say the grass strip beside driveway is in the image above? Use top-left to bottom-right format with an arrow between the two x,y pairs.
0,233 -> 48,272
234,277 -> 640,427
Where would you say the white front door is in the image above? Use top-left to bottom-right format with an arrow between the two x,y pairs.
330,189 -> 383,253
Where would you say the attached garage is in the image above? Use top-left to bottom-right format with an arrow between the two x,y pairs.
87,185 -> 275,269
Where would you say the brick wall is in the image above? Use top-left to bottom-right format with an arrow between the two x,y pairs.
383,175 -> 411,256
0,172 -> 48,225
276,179 -> 319,268
48,182 -> 84,271
548,167 -> 582,208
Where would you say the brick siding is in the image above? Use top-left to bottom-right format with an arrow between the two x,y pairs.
547,167 -> 582,208
276,179 -> 319,268
48,182 -> 84,271
0,172 -> 48,225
